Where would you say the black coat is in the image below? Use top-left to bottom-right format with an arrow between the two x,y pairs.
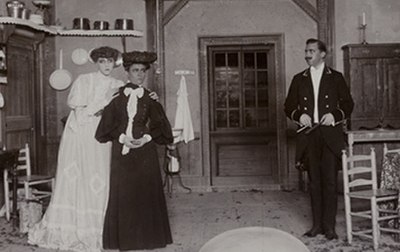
284,66 -> 354,161
95,83 -> 173,250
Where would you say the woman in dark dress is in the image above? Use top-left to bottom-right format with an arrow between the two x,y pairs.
95,51 -> 173,251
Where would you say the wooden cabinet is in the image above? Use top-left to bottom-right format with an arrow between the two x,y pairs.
342,44 -> 400,130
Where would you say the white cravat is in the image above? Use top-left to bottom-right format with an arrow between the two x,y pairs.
122,87 -> 144,155
310,62 -> 324,123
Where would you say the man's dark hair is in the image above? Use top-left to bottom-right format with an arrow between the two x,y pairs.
306,38 -> 327,53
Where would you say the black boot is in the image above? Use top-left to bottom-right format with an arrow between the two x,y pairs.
303,226 -> 324,237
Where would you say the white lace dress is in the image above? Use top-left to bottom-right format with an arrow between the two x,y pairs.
28,71 -> 124,252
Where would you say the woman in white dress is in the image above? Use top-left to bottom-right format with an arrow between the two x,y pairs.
28,46 -> 124,252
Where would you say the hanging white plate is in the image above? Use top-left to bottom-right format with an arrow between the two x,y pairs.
71,48 -> 88,65
0,92 -> 4,108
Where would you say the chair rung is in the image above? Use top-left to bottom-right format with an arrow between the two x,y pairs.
353,229 -> 372,235
351,214 -> 372,219
378,216 -> 399,222
376,196 -> 399,202
378,209 -> 398,214
27,194 -> 51,200
32,191 -> 52,195
380,227 -> 400,234
351,210 -> 372,219
352,230 -> 373,240
18,176 -> 54,182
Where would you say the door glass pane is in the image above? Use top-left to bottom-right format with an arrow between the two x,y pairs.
245,109 -> 257,127
258,88 -> 268,107
256,52 -> 267,69
229,110 -> 240,127
228,71 -> 240,108
229,89 -> 240,108
216,91 -> 227,108
228,53 -> 239,67
244,53 -> 255,69
257,71 -> 268,87
215,71 -> 226,91
244,71 -> 255,88
258,109 -> 268,127
245,90 -> 256,107
228,71 -> 240,86
212,48 -> 271,130
215,53 -> 226,67
216,110 -> 227,128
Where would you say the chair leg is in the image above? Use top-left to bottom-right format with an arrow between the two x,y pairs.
371,197 -> 379,251
51,178 -> 55,193
24,182 -> 30,201
4,179 -> 10,221
344,194 -> 353,244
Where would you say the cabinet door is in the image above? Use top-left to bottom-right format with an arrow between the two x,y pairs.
350,58 -> 382,129
4,38 -> 36,163
382,58 -> 400,127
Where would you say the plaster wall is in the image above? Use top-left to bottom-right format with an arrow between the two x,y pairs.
335,0 -> 400,72
162,0 -> 317,187
163,0 -> 317,131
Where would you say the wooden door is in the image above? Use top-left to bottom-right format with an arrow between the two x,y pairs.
208,45 -> 278,186
3,36 -> 37,167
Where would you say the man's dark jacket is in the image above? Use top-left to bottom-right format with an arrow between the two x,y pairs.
284,66 -> 354,162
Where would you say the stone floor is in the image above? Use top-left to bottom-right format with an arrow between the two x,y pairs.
1,190 -> 400,252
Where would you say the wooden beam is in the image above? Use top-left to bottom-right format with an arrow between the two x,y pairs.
163,0 -> 190,26
291,0 -> 318,22
317,0 -> 335,67
146,0 -> 157,53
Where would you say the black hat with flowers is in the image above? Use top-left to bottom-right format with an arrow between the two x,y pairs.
122,51 -> 157,69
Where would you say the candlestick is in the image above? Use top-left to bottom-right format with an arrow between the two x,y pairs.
359,24 -> 367,44
362,12 -> 366,26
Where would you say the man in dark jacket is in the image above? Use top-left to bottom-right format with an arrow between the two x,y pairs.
284,38 -> 354,240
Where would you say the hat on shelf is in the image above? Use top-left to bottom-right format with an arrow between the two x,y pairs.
89,46 -> 121,67
122,51 -> 157,69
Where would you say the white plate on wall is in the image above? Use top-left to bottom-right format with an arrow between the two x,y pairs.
71,48 -> 88,65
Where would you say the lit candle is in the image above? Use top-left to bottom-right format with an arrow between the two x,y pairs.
362,12 -> 366,26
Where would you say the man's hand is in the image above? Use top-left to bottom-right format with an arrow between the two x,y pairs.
299,114 -> 312,127
320,113 -> 334,126
149,91 -> 159,101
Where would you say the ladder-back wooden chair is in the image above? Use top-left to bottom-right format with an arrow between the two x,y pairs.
3,143 -> 55,221
342,147 -> 400,251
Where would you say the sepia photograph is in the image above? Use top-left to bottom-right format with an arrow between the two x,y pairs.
0,1 -> 400,252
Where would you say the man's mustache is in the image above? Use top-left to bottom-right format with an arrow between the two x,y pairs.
305,57 -> 312,60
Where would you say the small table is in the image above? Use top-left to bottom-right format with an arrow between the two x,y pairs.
0,149 -> 20,229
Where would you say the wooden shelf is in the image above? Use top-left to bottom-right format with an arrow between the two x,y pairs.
57,29 -> 142,37
0,17 -> 56,34
0,17 -> 143,37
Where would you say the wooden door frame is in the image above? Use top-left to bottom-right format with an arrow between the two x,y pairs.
199,34 -> 287,188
